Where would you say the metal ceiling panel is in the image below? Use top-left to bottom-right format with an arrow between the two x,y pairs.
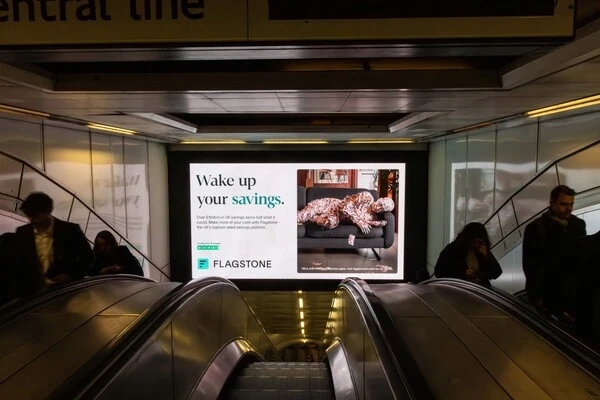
276,91 -> 351,98
212,98 -> 284,112
279,97 -> 348,112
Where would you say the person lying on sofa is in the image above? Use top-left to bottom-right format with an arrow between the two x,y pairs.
297,191 -> 395,234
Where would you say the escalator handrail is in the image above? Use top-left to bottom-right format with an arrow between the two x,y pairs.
339,278 -> 428,400
425,278 -> 600,379
0,274 -> 154,328
61,277 -> 277,400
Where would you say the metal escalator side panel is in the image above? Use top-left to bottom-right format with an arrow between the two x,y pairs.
188,339 -> 263,400
376,282 -> 600,400
327,278 -> 421,400
0,275 -> 155,328
426,278 -> 600,378
355,285 -> 433,400
0,280 -> 177,400
325,340 -> 358,400
74,278 -> 277,400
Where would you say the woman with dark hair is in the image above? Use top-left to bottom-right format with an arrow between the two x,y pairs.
88,231 -> 144,276
434,222 -> 502,287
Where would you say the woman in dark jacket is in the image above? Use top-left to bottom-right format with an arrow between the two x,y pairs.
434,222 -> 502,287
88,231 -> 144,276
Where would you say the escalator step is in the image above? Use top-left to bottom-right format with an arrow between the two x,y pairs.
231,376 -> 332,391
225,390 -> 334,400
240,367 -> 330,378
248,362 -> 326,369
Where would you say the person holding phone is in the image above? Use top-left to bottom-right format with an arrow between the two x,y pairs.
434,222 -> 502,287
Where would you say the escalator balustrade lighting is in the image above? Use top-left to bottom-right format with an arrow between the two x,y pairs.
301,321 -> 305,328
0,104 -> 50,118
88,123 -> 136,135
301,328 -> 305,336
299,297 -> 304,308
526,94 -> 600,118
300,311 -> 304,320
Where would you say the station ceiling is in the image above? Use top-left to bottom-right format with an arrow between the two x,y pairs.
0,5 -> 599,145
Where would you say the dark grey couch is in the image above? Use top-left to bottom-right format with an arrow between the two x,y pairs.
297,186 -> 395,254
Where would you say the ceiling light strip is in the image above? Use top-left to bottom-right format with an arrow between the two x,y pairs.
526,98 -> 600,118
347,139 -> 414,144
262,140 -> 329,145
526,94 -> 600,116
452,121 -> 493,134
180,140 -> 246,144
0,104 -> 50,118
88,123 -> 136,135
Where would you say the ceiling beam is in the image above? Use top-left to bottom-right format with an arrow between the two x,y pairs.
0,63 -> 55,91
502,18 -> 600,89
0,43 -> 556,63
55,69 -> 500,92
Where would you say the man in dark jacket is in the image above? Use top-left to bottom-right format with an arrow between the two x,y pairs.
14,192 -> 94,297
0,232 -> 17,304
522,185 -> 586,319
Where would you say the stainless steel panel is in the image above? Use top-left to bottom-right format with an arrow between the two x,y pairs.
99,282 -> 180,316
0,315 -> 136,400
172,288 -> 222,400
97,323 -> 174,400
220,288 -> 249,343
0,314 -> 86,382
29,281 -> 154,315
405,286 -> 550,399
0,281 -> 154,383
326,340 -> 358,400
363,339 -> 393,400
341,293 -> 365,400
371,285 -> 434,317
392,317 -> 510,400
472,317 -> 600,399
190,339 -> 258,400
432,286 -> 506,317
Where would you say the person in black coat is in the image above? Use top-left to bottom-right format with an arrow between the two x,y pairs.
435,222 -> 502,287
0,232 -> 17,305
88,230 -> 144,277
14,192 -> 94,297
522,185 -> 586,319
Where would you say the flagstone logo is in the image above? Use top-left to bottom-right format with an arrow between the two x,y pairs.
197,258 -> 210,270
197,244 -> 220,250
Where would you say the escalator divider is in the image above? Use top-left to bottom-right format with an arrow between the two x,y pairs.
346,278 -> 434,400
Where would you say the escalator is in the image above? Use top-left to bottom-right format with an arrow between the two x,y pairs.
425,278 -> 600,376
62,278 -> 406,400
8,275 -> 595,399
362,278 -> 600,399
0,276 -> 235,399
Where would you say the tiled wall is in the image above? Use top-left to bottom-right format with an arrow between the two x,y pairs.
428,105 -> 600,293
0,114 -> 170,279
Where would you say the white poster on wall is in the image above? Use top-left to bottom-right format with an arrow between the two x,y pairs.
189,163 -> 405,280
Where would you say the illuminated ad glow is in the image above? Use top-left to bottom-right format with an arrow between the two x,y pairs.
189,163 -> 405,280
